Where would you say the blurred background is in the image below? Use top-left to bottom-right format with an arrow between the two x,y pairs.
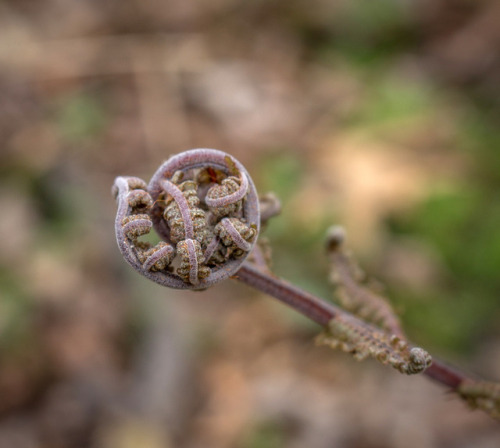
1,0 -> 500,447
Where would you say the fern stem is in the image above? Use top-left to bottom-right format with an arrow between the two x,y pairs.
235,262 -> 468,390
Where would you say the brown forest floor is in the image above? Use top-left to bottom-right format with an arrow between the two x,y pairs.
1,1 -> 500,447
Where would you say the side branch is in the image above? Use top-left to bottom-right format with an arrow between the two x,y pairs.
234,262 -> 468,389
325,226 -> 404,337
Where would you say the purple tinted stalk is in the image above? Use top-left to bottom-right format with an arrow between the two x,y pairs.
205,170 -> 249,208
161,179 -> 194,240
220,218 -> 252,251
235,262 -> 336,326
203,235 -> 220,261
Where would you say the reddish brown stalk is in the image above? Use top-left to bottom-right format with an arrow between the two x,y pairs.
234,262 -> 468,390
234,262 -> 337,326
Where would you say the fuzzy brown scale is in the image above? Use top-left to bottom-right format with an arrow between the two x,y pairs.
206,176 -> 243,218
196,167 -> 227,185
126,177 -> 149,191
163,179 -> 210,246
206,247 -> 225,265
127,189 -> 153,211
316,315 -> 432,375
326,226 -> 404,336
202,235 -> 225,265
136,243 -> 175,273
119,182 -> 176,273
458,380 -> 500,418
215,217 -> 257,258
176,239 -> 210,284
142,241 -> 175,272
121,214 -> 152,240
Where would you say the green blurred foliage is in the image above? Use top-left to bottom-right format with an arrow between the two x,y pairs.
385,121 -> 500,354
258,151 -> 334,313
241,420 -> 287,448
258,152 -> 303,202
304,0 -> 417,70
0,270 -> 34,355
57,92 -> 107,143
346,78 -> 435,128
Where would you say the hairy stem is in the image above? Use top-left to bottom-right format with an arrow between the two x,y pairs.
235,262 -> 337,326
234,262 -> 468,390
